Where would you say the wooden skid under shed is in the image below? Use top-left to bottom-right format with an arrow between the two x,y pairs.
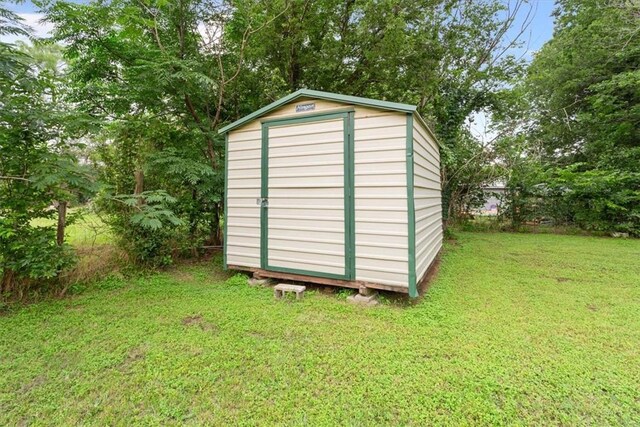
228,265 -> 409,294
228,250 -> 441,297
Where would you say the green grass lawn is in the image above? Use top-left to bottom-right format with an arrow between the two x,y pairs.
1,233 -> 639,425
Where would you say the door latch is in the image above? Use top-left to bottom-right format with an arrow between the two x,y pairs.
257,197 -> 269,207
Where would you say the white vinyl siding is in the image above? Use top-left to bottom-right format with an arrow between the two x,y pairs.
226,99 -> 348,269
413,119 -> 443,283
226,128 -> 261,268
353,107 -> 408,288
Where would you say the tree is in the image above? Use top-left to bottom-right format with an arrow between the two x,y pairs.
226,0 -> 533,223
521,0 -> 640,234
41,0 -> 285,263
0,4 -> 30,81
0,8 -> 92,298
40,0 -> 535,265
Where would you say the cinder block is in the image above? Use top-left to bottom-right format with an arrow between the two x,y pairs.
274,283 -> 306,300
347,292 -> 379,306
248,278 -> 269,286
358,285 -> 375,296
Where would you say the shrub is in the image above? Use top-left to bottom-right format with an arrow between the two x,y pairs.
97,190 -> 186,267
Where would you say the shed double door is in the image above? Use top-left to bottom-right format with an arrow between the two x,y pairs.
261,112 -> 354,280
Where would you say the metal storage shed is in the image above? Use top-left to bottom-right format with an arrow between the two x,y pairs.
219,90 -> 442,297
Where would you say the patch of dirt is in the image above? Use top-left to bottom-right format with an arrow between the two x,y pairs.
119,346 -> 147,372
182,314 -> 217,332
20,375 -> 47,393
182,314 -> 203,325
445,238 -> 461,246
126,347 -> 146,363
316,285 -> 337,295
65,303 -> 85,312
170,270 -> 196,282
556,277 -> 572,283
248,331 -> 267,340
587,304 -> 598,311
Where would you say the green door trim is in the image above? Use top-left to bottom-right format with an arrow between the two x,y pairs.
406,113 -> 418,297
261,111 -> 355,280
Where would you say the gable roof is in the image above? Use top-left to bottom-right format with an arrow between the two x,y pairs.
218,89 -> 418,134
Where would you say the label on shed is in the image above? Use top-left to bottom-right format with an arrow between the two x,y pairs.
295,102 -> 316,113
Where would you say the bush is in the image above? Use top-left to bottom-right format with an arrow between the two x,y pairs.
547,167 -> 640,236
97,190 -> 188,267
0,219 -> 76,299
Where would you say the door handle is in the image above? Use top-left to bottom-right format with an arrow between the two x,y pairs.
257,197 -> 269,207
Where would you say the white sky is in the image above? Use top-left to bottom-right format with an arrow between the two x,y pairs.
2,12 -> 54,43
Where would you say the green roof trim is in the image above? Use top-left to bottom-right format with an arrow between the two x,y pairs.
218,89 -> 418,134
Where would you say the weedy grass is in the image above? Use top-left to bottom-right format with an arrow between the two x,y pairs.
1,233 -> 639,425
25,212 -> 122,299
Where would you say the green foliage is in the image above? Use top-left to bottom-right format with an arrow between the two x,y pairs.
90,117 -> 220,263
335,288 -> 355,300
227,0 -> 529,222
41,0 -> 533,240
547,166 -> 640,235
41,0 -> 235,262
488,0 -> 639,235
440,130 -> 501,221
489,131 -> 546,227
1,233 -> 639,424
527,0 -> 639,166
0,5 -> 30,81
0,220 -> 76,279
97,190 -> 186,267
0,14 -> 94,298
114,191 -> 183,231
510,0 -> 640,235
225,273 -> 250,287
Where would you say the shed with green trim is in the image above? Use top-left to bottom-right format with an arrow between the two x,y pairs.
220,90 -> 442,297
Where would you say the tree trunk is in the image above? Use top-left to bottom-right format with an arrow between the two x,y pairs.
217,202 -> 224,245
134,169 -> 144,205
209,202 -> 222,246
1,268 -> 14,296
189,189 -> 198,237
190,189 -> 199,257
56,201 -> 67,246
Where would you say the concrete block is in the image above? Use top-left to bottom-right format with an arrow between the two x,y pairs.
347,292 -> 379,306
274,283 -> 306,300
358,285 -> 375,296
248,278 -> 269,286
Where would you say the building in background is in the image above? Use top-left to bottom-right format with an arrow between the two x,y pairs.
478,182 -> 506,216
